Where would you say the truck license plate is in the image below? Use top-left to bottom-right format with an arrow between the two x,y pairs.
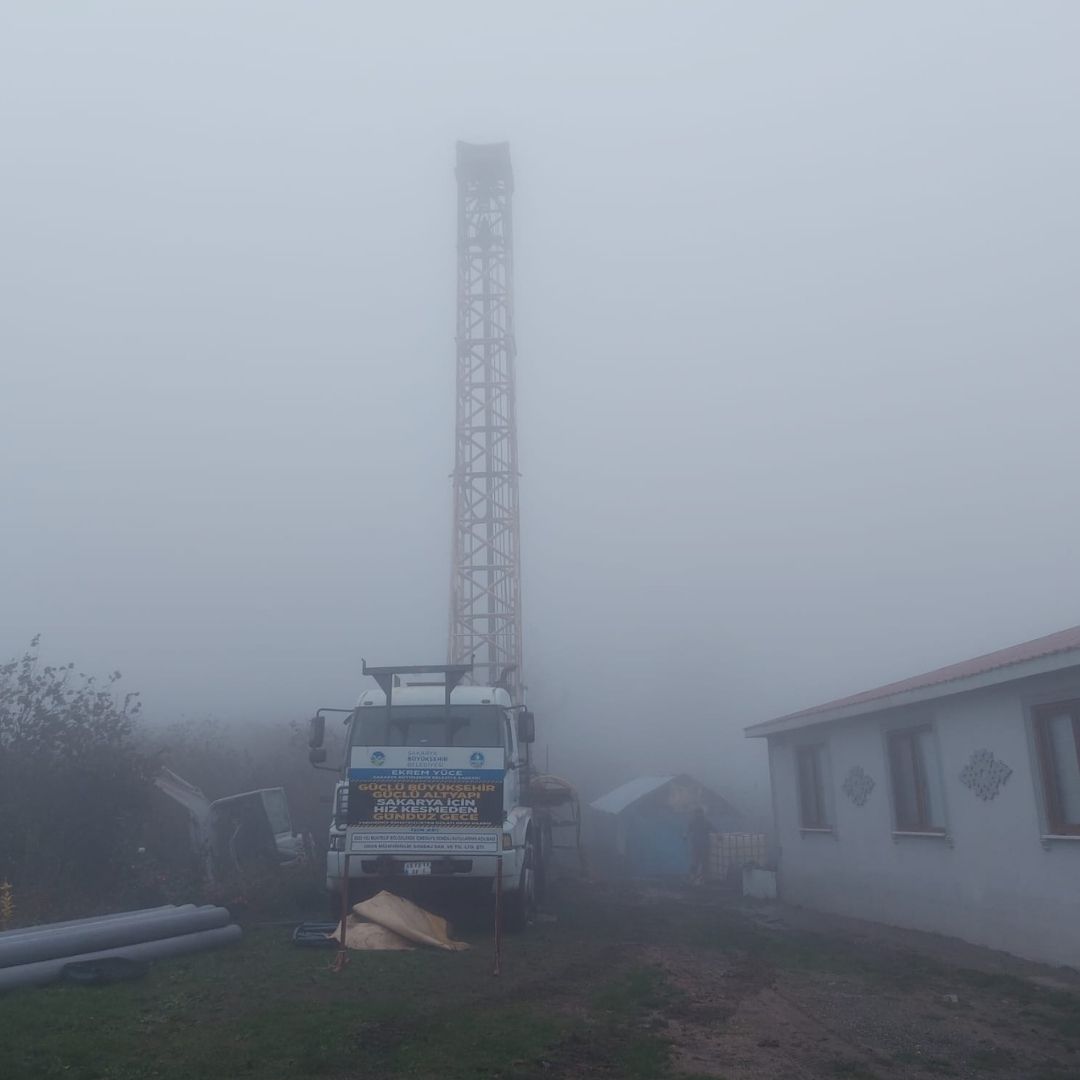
403,861 -> 431,876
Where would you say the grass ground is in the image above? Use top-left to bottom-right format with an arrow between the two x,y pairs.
2,880 -> 1080,1079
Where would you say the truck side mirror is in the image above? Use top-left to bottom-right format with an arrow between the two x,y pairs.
516,710 -> 535,745
308,714 -> 325,749
308,746 -> 328,765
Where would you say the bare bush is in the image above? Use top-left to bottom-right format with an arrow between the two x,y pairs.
0,638 -> 150,915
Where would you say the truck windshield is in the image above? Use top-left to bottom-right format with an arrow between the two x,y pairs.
350,704 -> 505,749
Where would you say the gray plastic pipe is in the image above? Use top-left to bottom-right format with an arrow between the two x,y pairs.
0,923 -> 242,992
0,905 -> 201,951
0,906 -> 230,969
0,905 -> 182,941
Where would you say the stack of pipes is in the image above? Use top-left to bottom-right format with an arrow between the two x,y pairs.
0,904 -> 241,992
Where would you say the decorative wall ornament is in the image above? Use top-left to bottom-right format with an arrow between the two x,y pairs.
959,749 -> 1012,801
842,765 -> 875,806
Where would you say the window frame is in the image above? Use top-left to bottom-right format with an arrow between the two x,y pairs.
795,743 -> 831,831
887,724 -> 945,834
1032,699 -> 1080,837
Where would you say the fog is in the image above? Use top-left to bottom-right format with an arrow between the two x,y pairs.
2,2 -> 1078,815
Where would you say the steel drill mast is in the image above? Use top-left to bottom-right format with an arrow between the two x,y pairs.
448,141 -> 523,701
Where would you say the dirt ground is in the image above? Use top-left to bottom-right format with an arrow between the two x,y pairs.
597,881 -> 1080,1079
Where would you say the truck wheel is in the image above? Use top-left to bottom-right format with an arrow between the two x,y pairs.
504,828 -> 537,933
329,889 -> 346,921
329,880 -> 373,920
536,817 -> 553,901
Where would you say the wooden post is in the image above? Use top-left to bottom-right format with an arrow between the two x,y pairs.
493,853 -> 502,977
332,852 -> 351,972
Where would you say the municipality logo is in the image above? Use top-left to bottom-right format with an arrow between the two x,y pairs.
369,751 -> 386,767
469,751 -> 485,768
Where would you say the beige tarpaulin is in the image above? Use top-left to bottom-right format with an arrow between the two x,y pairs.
332,891 -> 469,952
335,916 -> 414,950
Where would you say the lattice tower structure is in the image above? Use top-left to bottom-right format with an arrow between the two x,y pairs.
448,141 -> 523,702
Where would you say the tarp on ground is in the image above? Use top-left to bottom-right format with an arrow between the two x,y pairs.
332,891 -> 469,952
334,916 -> 414,951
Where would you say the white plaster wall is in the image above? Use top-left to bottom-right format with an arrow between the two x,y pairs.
769,666 -> 1080,968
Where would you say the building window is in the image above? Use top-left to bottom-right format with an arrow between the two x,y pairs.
796,744 -> 830,829
887,726 -> 946,833
1033,701 -> 1080,836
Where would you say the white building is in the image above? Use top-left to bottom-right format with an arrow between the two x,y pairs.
746,625 -> 1080,968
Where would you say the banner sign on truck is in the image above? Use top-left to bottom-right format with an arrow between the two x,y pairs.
346,746 -> 504,855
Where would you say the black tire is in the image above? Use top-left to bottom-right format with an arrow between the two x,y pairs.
504,828 -> 538,933
329,879 -> 375,920
536,816 -> 553,901
329,888 -> 346,921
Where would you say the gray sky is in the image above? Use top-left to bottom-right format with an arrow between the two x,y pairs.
2,2 -> 1078,808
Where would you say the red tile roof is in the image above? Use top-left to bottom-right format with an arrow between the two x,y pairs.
766,624 -> 1080,728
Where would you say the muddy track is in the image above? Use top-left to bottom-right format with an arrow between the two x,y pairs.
636,923 -> 1080,1080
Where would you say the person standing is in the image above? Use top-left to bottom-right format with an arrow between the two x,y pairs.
686,806 -> 715,885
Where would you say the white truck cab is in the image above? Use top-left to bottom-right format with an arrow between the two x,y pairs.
310,667 -> 539,930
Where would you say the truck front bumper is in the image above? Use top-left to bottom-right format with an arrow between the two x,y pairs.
326,849 -> 521,893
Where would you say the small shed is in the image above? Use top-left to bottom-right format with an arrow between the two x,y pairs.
590,774 -> 743,877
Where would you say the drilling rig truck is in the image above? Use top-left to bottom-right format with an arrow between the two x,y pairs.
308,663 -> 541,930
